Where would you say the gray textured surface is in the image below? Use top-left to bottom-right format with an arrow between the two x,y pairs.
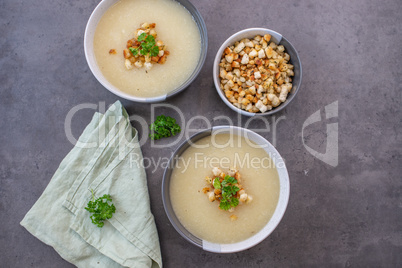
1,0 -> 401,267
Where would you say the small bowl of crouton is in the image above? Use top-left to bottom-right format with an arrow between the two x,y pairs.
213,28 -> 302,116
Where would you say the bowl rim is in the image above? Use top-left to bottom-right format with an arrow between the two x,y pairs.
84,0 -> 208,103
162,125 -> 290,253
213,28 -> 302,116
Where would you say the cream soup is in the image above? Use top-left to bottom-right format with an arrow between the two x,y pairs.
94,0 -> 201,98
170,134 -> 280,244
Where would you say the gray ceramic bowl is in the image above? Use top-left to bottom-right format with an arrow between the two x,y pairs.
162,126 -> 290,253
84,0 -> 207,103
213,28 -> 302,116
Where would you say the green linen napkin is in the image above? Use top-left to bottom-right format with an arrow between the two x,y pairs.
20,101 -> 162,268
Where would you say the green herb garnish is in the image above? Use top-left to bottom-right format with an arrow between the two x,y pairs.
129,47 -> 138,56
149,115 -> 181,140
219,175 -> 240,211
213,178 -> 221,189
130,33 -> 159,58
85,190 -> 116,228
137,32 -> 147,42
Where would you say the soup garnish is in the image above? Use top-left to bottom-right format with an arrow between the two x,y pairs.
122,22 -> 170,71
203,167 -> 252,216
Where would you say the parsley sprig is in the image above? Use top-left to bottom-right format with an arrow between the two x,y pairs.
85,190 -> 116,228
215,175 -> 240,211
149,115 -> 181,140
129,33 -> 159,58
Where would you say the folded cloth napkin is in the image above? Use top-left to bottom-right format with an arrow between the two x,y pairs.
21,101 -> 162,268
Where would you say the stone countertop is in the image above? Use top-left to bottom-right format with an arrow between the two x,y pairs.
1,0 -> 401,267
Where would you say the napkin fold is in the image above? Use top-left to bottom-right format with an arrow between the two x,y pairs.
21,101 -> 162,268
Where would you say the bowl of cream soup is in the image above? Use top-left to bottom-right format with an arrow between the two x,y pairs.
84,0 -> 207,102
162,126 -> 290,253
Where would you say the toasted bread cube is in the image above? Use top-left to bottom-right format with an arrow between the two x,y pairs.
225,53 -> 234,63
123,49 -> 131,59
224,47 -> 232,55
263,34 -> 271,42
141,22 -> 150,29
258,49 -> 266,58
208,192 -> 215,202
134,60 -> 143,68
212,167 -> 222,177
156,40 -> 164,47
256,100 -> 269,113
144,62 -> 153,71
279,86 -> 288,102
277,45 -> 285,53
136,29 -> 146,38
220,68 -> 227,79
239,193 -> 248,203
268,94 -> 280,107
124,59 -> 133,70
151,56 -> 160,63
233,42 -> 245,53
241,98 -> 250,105
249,49 -> 258,59
241,54 -> 249,64
150,29 -> 157,38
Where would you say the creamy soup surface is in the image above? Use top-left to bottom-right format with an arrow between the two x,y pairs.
170,134 -> 280,244
94,0 -> 201,98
